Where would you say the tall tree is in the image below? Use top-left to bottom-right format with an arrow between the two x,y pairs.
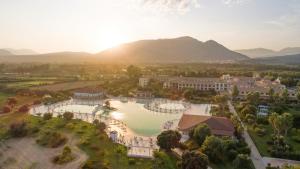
182,151 -> 209,169
268,88 -> 275,103
157,130 -> 181,151
127,65 -> 141,79
192,124 -> 211,146
201,136 -> 224,163
246,92 -> 260,105
281,113 -> 293,136
152,151 -> 176,169
281,89 -> 289,104
233,154 -> 252,169
232,85 -> 239,100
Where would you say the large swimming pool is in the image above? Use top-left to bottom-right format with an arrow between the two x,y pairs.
109,100 -> 183,136
30,99 -> 211,137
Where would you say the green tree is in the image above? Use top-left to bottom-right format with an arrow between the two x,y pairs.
93,119 -> 106,132
246,92 -> 260,105
268,88 -> 275,103
182,150 -> 208,169
9,121 -> 27,137
297,91 -> 300,103
281,89 -> 289,104
240,104 -> 257,120
281,113 -> 293,136
233,154 -> 252,169
232,85 -> 239,100
192,124 -> 211,146
43,113 -> 53,121
201,136 -> 224,163
152,151 -> 176,169
63,112 -> 74,121
268,112 -> 293,136
157,130 -> 181,151
127,65 -> 141,79
269,112 -> 280,135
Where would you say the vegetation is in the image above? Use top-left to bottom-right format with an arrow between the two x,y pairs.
52,146 -> 75,164
181,150 -> 208,169
36,131 -> 68,148
157,130 -> 181,151
190,124 -> 211,146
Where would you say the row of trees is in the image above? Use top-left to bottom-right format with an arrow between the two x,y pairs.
156,127 -> 252,169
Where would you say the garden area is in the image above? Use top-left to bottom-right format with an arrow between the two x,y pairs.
0,112 -> 155,169
234,91 -> 300,161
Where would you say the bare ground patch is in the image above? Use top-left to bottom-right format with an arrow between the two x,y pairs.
0,135 -> 87,169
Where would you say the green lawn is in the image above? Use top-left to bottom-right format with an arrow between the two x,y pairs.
6,80 -> 57,89
248,123 -> 300,157
0,92 -> 10,108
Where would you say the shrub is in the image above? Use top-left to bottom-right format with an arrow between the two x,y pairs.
233,154 -> 252,169
52,146 -> 74,164
18,104 -> 29,113
128,158 -> 136,165
9,121 -> 27,137
1,105 -> 11,114
63,112 -> 74,121
7,97 -> 17,106
291,135 -> 300,143
255,127 -> 267,137
36,131 -> 67,148
43,113 -> 53,121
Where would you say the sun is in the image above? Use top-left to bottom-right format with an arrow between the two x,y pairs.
97,30 -> 128,50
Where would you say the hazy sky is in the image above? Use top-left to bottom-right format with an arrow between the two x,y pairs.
0,0 -> 300,53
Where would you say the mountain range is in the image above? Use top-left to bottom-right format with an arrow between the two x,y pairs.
236,47 -> 300,58
0,48 -> 38,55
1,36 -> 300,64
0,37 -> 248,63
96,36 -> 249,63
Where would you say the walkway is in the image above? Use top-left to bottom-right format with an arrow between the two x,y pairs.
263,157 -> 300,167
228,101 -> 265,169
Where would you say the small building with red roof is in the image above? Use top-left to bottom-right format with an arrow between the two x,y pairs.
178,114 -> 235,137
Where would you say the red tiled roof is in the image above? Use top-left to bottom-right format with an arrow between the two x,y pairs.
178,114 -> 235,136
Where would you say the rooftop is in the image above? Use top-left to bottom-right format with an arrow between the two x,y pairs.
178,114 -> 235,136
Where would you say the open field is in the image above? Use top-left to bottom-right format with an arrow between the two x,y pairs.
0,92 -> 10,108
30,81 -> 103,91
6,80 -> 58,89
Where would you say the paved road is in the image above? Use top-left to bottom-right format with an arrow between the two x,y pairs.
228,101 -> 265,169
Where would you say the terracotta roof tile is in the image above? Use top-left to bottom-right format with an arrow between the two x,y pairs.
178,114 -> 234,136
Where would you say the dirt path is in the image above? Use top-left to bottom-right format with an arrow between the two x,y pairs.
0,135 -> 88,169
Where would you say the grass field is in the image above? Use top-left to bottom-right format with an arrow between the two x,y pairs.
6,80 -> 57,89
30,80 -> 103,91
248,124 -> 300,157
0,92 -> 10,108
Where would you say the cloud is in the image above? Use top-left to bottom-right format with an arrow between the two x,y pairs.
222,0 -> 250,6
266,2 -> 300,29
138,0 -> 200,13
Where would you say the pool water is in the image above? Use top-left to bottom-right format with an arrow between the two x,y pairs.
109,100 -> 183,136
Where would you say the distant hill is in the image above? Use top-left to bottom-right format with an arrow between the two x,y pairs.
236,47 -> 300,58
247,54 -> 300,65
0,52 -> 92,63
3,48 -> 38,55
96,36 -> 249,63
0,49 -> 13,56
